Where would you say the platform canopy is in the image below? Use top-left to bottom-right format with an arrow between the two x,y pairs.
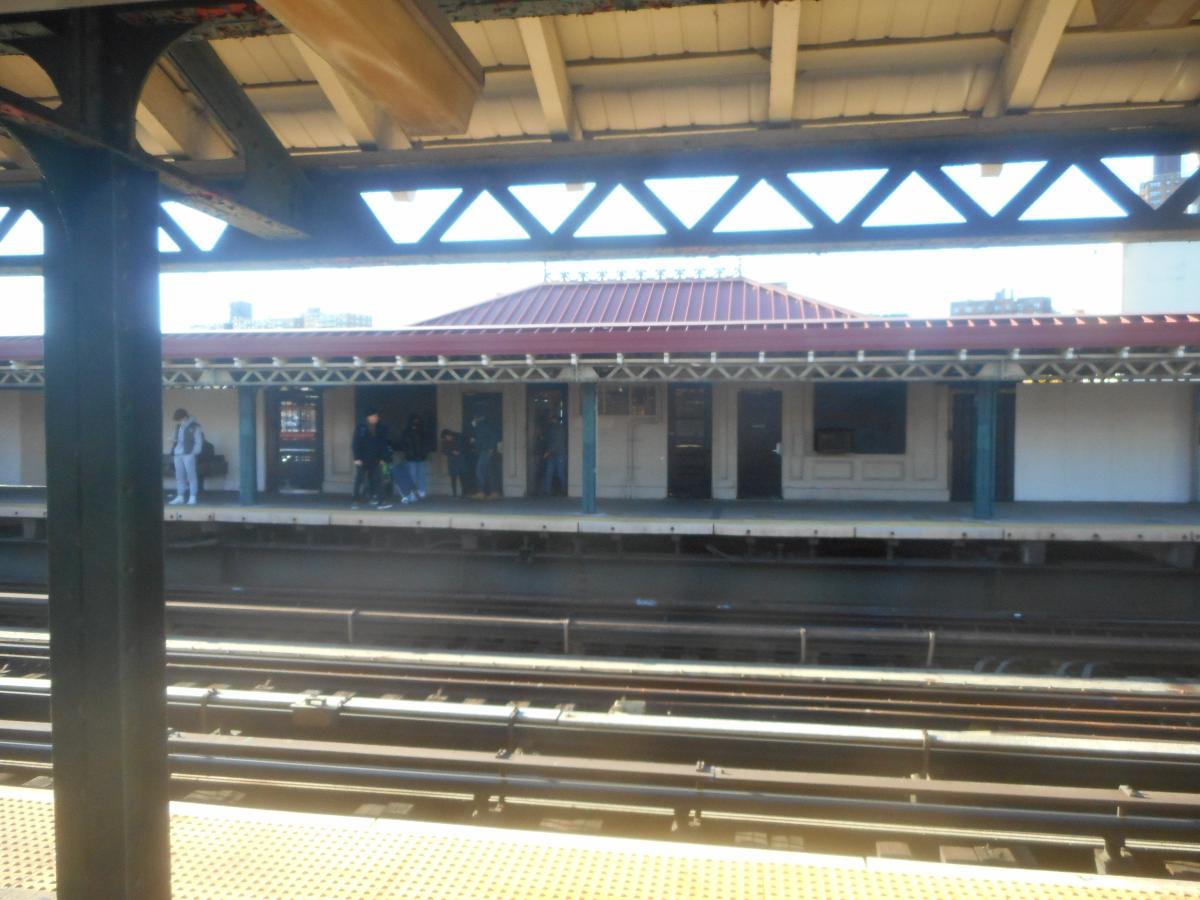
0,278 -> 1197,386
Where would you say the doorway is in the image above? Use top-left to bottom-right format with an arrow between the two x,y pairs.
463,392 -> 504,497
950,388 -> 1016,502
667,384 -> 712,499
527,384 -> 567,496
265,388 -> 323,492
737,389 -> 782,499
355,385 -> 436,438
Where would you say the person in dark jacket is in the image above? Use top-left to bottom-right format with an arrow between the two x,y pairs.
468,413 -> 500,499
440,428 -> 468,498
541,417 -> 567,496
351,409 -> 392,510
397,413 -> 430,503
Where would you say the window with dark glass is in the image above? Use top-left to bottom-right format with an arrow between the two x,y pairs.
813,383 -> 907,454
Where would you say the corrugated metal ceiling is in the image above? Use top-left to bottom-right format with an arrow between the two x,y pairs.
0,0 -> 1196,159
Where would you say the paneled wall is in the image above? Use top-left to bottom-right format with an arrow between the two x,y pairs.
567,384 -> 667,500
714,382 -> 949,501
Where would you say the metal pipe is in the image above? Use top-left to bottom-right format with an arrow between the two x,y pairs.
2,733 -> 1196,845
4,676 -> 1199,762
6,595 -> 1200,655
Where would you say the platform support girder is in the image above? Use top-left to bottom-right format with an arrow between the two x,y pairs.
2,8 -> 174,899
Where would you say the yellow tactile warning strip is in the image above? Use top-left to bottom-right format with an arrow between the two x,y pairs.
2,786 -> 1199,899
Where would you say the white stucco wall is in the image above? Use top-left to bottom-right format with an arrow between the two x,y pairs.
162,388 -> 242,492
0,390 -> 45,485
1122,242 -> 1200,314
1015,382 -> 1196,502
0,391 -> 21,484
323,387 -> 357,494
19,391 -> 45,484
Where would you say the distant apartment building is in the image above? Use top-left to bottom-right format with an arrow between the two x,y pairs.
1122,157 -> 1200,315
197,303 -> 373,331
951,291 -> 1053,317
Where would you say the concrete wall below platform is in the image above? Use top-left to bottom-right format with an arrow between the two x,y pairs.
1015,382 -> 1197,502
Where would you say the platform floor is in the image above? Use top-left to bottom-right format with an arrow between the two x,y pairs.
4,487 -> 1199,543
2,786 -> 1197,899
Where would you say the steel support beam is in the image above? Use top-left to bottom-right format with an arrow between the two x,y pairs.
12,138 -> 170,900
167,40 -> 311,230
239,385 -> 258,506
973,381 -> 999,519
2,104 -> 1199,271
1,9 -> 173,898
580,380 -> 597,515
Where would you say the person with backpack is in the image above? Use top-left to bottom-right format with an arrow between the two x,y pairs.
351,408 -> 392,510
168,408 -> 204,506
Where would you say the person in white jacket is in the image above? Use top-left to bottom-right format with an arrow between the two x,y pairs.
169,408 -> 204,505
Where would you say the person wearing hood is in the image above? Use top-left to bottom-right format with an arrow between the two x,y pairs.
397,413 -> 430,502
168,408 -> 204,506
351,408 -> 392,510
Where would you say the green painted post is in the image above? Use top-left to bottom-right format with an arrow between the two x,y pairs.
973,382 -> 998,519
238,386 -> 258,505
581,382 -> 598,515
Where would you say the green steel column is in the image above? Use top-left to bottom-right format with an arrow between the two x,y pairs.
1194,384 -> 1200,502
36,146 -> 170,898
2,12 -> 187,897
973,381 -> 998,519
239,385 -> 258,505
581,382 -> 598,515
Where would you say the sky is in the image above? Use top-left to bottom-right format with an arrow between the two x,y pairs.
0,155 -> 1195,335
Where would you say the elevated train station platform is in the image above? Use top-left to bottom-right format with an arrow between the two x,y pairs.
2,488 -> 1198,545
1,786 -> 1197,899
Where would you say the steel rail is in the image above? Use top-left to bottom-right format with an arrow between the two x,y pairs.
1,626 -> 1197,700
0,721 -> 1197,848
3,593 -> 1197,666
2,676 -> 1199,764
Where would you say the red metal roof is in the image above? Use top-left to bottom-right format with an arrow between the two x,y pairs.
416,279 -> 860,327
2,313 -> 1200,363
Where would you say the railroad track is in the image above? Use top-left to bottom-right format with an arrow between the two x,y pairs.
4,628 -> 1200,749
2,701 -> 1200,879
4,623 -> 1200,878
3,590 -> 1198,676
